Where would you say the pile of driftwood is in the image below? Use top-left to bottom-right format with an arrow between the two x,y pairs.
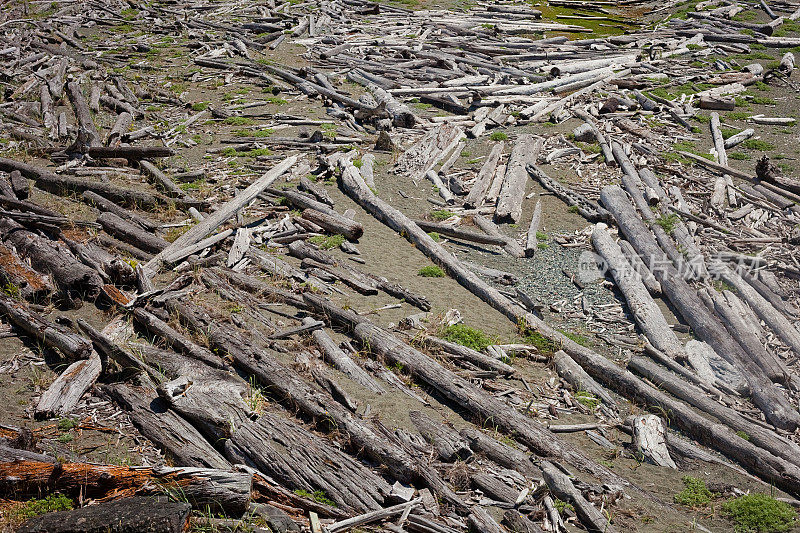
2,0 -> 800,530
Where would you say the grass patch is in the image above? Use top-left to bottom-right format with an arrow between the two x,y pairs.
654,213 -> 680,233
560,329 -> 589,346
489,131 -> 508,141
575,390 -> 600,409
727,111 -> 752,121
222,147 -> 272,157
308,234 -> 345,250
743,139 -> 775,151
522,330 -> 560,355
721,127 -> 740,140
235,128 -> 274,137
180,178 -> 206,191
723,494 -> 797,532
441,324 -> 498,351
430,209 -> 455,221
427,231 -> 441,242
736,430 -> 751,441
191,102 -> 209,111
751,96 -> 777,105
12,494 -> 73,520
293,489 -> 337,507
675,476 -> 712,507
418,265 -> 445,278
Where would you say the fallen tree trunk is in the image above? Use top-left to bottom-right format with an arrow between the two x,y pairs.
0,243 -> 53,301
98,211 -> 169,254
495,135 -> 538,223
0,461 -> 250,515
600,184 -> 800,430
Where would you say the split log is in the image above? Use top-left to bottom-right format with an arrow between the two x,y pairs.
600,185 -> 800,431
105,112 -> 133,147
326,498 -> 422,533
631,415 -> 676,468
17,497 -> 191,533
496,135 -> 539,223
35,350 -> 101,420
464,142 -> 504,209
468,508 -> 504,533
98,212 -> 169,254
0,461 -> 250,515
146,156 -> 297,272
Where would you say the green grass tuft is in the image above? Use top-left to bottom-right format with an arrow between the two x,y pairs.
674,476 -> 712,507
522,330 -> 560,355
489,131 -> 508,141
430,209 -> 455,221
742,139 -> 775,151
441,324 -> 498,351
418,265 -> 445,278
723,494 -> 797,532
13,494 -> 73,520
224,116 -> 254,126
308,234 -> 345,250
654,213 -> 680,233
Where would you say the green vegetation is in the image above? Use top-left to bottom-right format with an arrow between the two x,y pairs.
674,476 -> 712,507
265,97 -> 288,105
418,265 -> 445,278
560,329 -> 589,346
723,494 -> 797,532
489,131 -> 508,141
750,96 -> 776,106
654,213 -> 680,233
427,231 -> 441,242
191,102 -> 209,111
293,489 -> 337,507
727,111 -> 752,121
413,102 -> 432,110
180,178 -> 206,191
522,330 -> 560,355
430,209 -> 455,221
553,498 -> 575,515
13,494 -> 73,520
575,390 -> 600,409
737,430 -> 751,441
222,147 -> 272,157
721,127 -> 740,140
535,231 -> 548,241
58,417 -> 77,431
441,324 -> 498,351
308,234 -> 345,250
742,139 -> 775,151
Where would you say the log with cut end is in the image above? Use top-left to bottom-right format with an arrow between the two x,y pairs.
0,243 -> 53,301
524,198 -> 542,257
35,351 -> 101,419
302,208 -> 363,241
409,410 -> 471,462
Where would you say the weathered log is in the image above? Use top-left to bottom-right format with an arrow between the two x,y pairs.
0,461 -> 250,515
105,112 -> 133,147
132,308 -> 225,369
82,190 -> 158,232
502,509 -> 544,533
471,472 -> 518,503
302,208 -> 363,241
414,219 -> 507,246
591,223 -> 685,360
18,496 -> 191,533
600,185 -> 800,431
526,164 -> 610,222
631,415 -> 676,468
166,299 -> 467,513
66,81 -> 100,147
102,382 -> 232,470
1,217 -> 103,301
140,160 -> 186,198
0,243 -> 53,301
409,410 -> 471,462
627,355 -> 800,470
0,294 -> 91,359
146,156 -> 296,272
617,239 -> 661,296
98,211 -> 169,254
552,350 -> 615,407
307,320 -> 385,393
464,142 -> 504,209
459,428 -> 538,478
423,335 -> 514,375
35,350 -> 101,420
472,215 -> 525,258
468,507 -> 504,533
524,199 -> 542,258
540,460 -> 617,533
495,135 -> 539,223
326,498 -> 422,533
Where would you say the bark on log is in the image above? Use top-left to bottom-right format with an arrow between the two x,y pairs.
552,350 -> 615,407
409,410 -> 471,462
66,81 -> 100,147
82,190 -> 158,232
308,322 -> 385,393
631,415 -> 676,468
0,243 -> 53,301
302,208 -> 363,241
